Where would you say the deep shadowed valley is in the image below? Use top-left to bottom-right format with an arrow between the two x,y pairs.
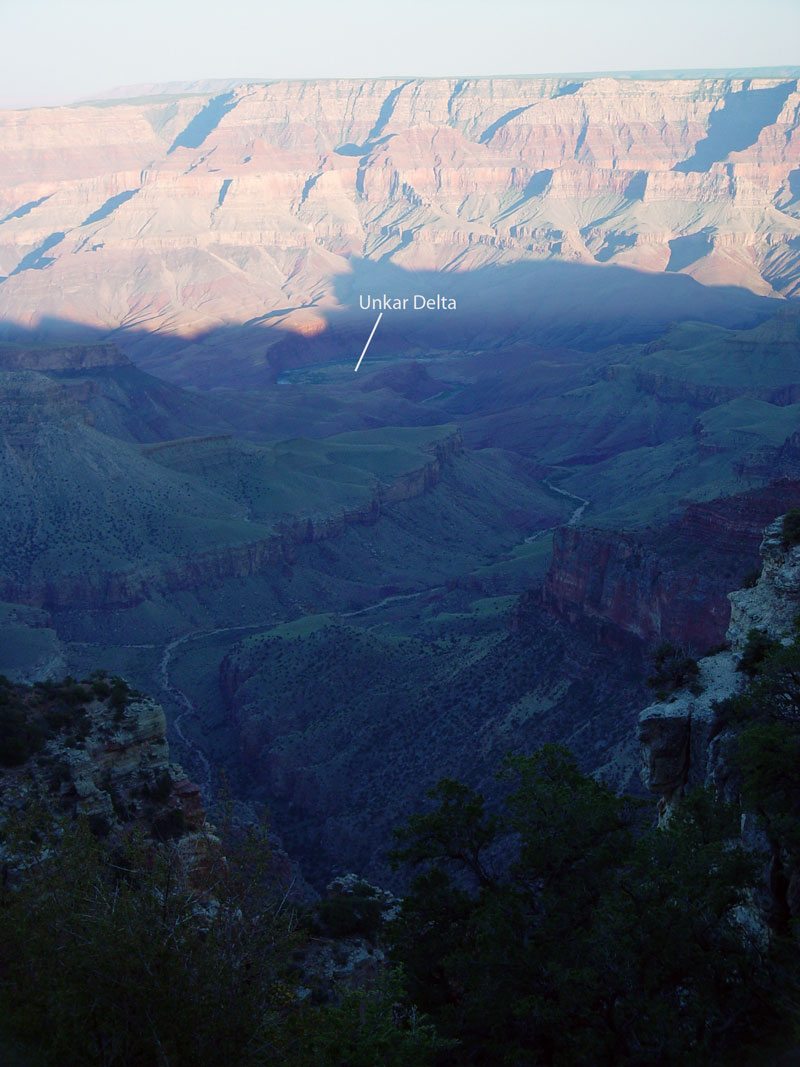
3,296 -> 800,885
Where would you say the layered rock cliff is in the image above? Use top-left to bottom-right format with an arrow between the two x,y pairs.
0,340 -> 130,372
542,481 -> 800,655
638,513 -> 800,816
0,426 -> 463,612
0,74 -> 798,383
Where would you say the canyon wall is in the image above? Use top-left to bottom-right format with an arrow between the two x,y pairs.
639,515 -> 800,811
542,481 -> 800,654
0,429 -> 463,612
0,75 -> 798,381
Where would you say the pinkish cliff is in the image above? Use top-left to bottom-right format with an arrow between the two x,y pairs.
0,75 -> 798,366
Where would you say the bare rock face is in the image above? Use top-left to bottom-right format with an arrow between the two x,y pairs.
0,341 -> 130,372
638,513 -> 800,815
542,526 -> 732,654
728,517 -> 800,647
0,75 -> 798,379
638,653 -> 741,814
542,482 -> 800,656
0,680 -> 207,853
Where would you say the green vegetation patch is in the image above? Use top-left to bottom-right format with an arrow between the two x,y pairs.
646,641 -> 701,699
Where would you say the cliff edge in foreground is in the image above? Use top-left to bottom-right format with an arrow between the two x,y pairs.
639,513 -> 800,814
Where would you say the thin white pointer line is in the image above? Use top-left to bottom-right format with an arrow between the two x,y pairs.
354,312 -> 383,372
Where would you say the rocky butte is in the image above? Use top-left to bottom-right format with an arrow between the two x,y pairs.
0,73 -> 798,382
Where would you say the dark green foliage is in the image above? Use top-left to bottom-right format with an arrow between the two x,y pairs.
269,970 -> 446,1066
315,882 -> 384,939
646,640 -> 701,697
47,759 -> 71,791
151,806 -> 185,840
60,684 -> 91,707
738,627 -> 782,676
390,746 -> 796,1065
146,769 -> 173,802
705,639 -> 731,656
741,567 -> 761,589
726,626 -> 800,725
782,508 -> 800,549
0,705 -> 45,766
44,704 -> 89,735
108,678 -> 130,712
0,676 -> 127,768
392,778 -> 502,889
0,808 -> 442,1067
733,623 -> 800,902
86,813 -> 112,838
738,723 -> 800,853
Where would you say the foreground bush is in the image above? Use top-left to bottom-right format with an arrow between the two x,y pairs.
389,746 -> 800,1065
646,641 -> 701,698
782,508 -> 800,549
0,810 -> 441,1066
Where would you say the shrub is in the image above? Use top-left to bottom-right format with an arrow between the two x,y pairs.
705,640 -> 731,657
741,568 -> 761,589
0,706 -> 46,766
315,883 -> 384,939
87,813 -> 112,838
148,770 -> 173,803
646,641 -> 701,697
151,807 -> 185,841
61,684 -> 91,707
109,682 -> 128,712
47,760 -> 72,791
737,628 -> 782,677
782,508 -> 800,549
0,808 -> 442,1066
389,748 -> 791,1065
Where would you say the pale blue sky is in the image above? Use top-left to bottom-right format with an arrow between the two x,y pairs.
1,0 -> 798,108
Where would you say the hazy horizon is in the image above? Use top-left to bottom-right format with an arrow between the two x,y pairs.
3,0 -> 798,109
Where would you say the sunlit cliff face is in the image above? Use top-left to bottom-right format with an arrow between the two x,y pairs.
0,75 -> 797,358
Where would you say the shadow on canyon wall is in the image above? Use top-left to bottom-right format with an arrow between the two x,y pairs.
0,257 -> 786,390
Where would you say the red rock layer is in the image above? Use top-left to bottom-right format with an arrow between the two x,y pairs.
542,480 -> 800,655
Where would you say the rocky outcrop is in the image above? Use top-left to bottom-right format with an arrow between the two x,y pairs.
638,514 -> 800,816
0,341 -> 130,371
727,518 -> 800,647
638,653 -> 741,815
0,678 -> 211,885
542,481 -> 800,655
634,370 -> 800,408
738,432 -> 800,480
542,526 -> 730,655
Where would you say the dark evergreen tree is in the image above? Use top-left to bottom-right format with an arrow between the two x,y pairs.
390,746 -> 798,1065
